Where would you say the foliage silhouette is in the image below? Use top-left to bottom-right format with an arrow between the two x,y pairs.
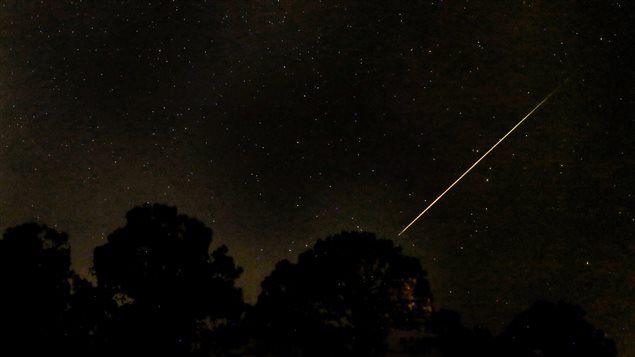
428,309 -> 493,356
0,223 -> 74,354
65,274 -> 109,355
396,309 -> 494,356
0,216 -> 621,357
495,300 -> 617,357
250,231 -> 433,356
92,203 -> 244,356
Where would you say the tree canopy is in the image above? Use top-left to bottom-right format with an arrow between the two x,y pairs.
251,231 -> 433,356
0,223 -> 73,354
496,300 -> 617,357
0,209 -> 620,356
92,203 -> 244,355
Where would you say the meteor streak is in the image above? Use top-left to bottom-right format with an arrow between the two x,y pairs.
398,84 -> 564,236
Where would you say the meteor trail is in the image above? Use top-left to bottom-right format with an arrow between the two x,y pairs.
398,84 -> 564,236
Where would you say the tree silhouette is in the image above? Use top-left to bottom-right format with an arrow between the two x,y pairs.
427,309 -> 493,356
92,203 -> 244,356
495,300 -> 617,357
250,231 -> 433,356
396,309 -> 494,356
65,274 -> 109,355
0,223 -> 73,354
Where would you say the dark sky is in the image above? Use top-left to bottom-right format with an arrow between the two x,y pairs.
1,0 -> 633,353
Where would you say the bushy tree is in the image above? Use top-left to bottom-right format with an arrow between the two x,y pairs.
93,203 -> 244,355
0,223 -> 73,354
496,300 -> 617,357
251,231 -> 432,356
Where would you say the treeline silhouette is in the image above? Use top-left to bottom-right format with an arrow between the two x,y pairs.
0,204 -> 617,356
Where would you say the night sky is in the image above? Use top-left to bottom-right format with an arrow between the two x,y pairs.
1,0 -> 633,354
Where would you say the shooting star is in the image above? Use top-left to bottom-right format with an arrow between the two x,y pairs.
398,84 -> 564,236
